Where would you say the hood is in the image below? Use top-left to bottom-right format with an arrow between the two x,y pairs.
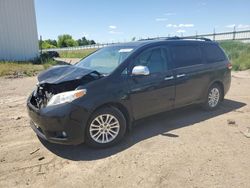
38,65 -> 95,84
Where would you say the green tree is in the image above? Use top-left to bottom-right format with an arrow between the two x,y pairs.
89,40 -> 96,45
77,37 -> 96,46
77,37 -> 88,46
45,39 -> 57,47
58,34 -> 78,47
41,41 -> 56,49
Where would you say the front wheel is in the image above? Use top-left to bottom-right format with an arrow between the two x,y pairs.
202,84 -> 222,111
85,107 -> 126,148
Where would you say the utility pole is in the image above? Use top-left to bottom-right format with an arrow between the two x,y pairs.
213,28 -> 216,41
39,35 -> 42,55
233,26 -> 236,40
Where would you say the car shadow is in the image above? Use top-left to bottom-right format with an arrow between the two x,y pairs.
39,99 -> 246,161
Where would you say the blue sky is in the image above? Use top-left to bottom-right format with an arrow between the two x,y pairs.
35,0 -> 250,43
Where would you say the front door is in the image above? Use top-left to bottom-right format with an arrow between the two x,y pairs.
128,46 -> 175,120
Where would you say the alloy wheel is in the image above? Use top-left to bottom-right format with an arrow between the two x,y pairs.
89,114 -> 120,144
208,88 -> 220,108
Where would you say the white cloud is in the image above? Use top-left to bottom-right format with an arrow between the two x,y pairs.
109,25 -> 117,29
226,24 -> 250,29
155,18 -> 168,22
226,24 -> 236,28
198,2 -> 207,6
177,29 -> 186,33
164,12 -> 176,16
238,24 -> 250,29
180,24 -> 194,27
166,24 -> 194,28
108,25 -> 123,34
109,30 -> 123,34
166,24 -> 177,28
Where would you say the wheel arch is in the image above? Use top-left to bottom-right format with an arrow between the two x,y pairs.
208,80 -> 225,101
90,102 -> 132,131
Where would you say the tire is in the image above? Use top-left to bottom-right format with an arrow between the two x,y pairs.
85,106 -> 126,148
202,83 -> 222,111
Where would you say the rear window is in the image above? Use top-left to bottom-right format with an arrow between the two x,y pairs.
203,44 -> 226,63
170,45 -> 202,68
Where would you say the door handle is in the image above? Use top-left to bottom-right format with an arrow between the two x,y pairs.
164,76 -> 174,81
176,74 -> 186,78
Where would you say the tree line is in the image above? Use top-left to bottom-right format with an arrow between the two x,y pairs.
40,34 -> 96,49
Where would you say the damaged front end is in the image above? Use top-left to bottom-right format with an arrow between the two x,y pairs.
29,65 -> 102,109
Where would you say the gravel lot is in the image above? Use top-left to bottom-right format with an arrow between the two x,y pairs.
0,71 -> 250,188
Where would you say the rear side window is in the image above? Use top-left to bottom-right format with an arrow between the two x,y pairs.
170,45 -> 202,68
203,44 -> 226,63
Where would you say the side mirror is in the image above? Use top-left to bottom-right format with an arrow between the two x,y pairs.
132,65 -> 150,76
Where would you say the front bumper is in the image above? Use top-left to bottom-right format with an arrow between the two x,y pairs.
27,95 -> 91,145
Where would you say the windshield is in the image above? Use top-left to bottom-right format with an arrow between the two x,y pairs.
76,46 -> 134,74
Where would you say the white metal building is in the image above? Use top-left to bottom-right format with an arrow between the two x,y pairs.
0,0 -> 39,61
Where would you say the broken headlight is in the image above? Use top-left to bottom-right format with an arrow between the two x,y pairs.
47,89 -> 87,106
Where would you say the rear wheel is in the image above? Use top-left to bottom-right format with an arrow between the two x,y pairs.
202,84 -> 222,110
85,107 -> 126,148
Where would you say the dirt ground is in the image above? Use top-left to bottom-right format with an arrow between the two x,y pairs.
0,71 -> 250,188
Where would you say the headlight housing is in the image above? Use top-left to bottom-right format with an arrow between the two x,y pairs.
47,89 -> 87,106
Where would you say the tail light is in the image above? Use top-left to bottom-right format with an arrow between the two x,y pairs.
227,62 -> 232,70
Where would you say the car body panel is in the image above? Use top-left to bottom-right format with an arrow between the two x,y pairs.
173,64 -> 212,107
38,65 -> 95,84
128,70 -> 175,119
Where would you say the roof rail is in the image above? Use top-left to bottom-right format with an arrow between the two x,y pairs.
166,36 -> 212,41
138,36 -> 212,42
138,37 -> 168,41
165,36 -> 181,40
182,37 -> 212,41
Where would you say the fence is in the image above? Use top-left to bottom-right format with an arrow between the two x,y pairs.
183,29 -> 250,41
43,29 -> 250,52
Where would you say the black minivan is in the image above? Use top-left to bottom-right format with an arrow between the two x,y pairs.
27,38 -> 231,147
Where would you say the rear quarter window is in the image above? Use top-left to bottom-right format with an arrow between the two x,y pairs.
170,45 -> 202,68
202,44 -> 226,63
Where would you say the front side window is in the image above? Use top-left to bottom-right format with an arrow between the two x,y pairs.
133,47 -> 167,73
170,45 -> 202,68
76,46 -> 134,74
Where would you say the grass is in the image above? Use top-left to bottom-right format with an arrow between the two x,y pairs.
0,58 -> 57,77
0,48 -> 96,77
220,41 -> 250,71
58,48 -> 97,58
